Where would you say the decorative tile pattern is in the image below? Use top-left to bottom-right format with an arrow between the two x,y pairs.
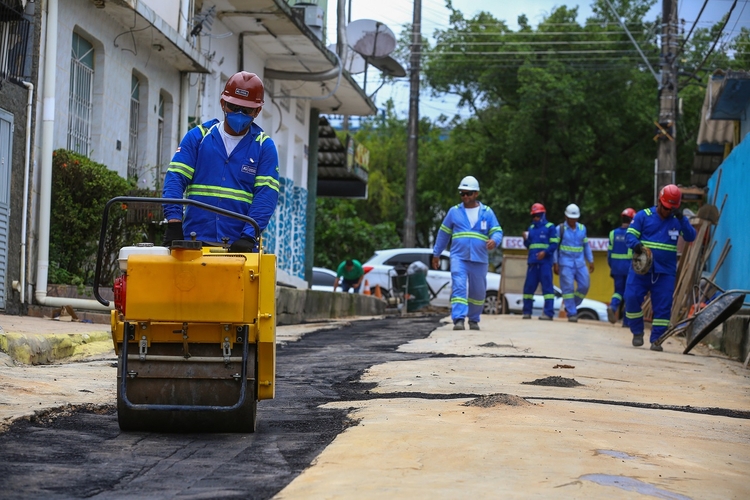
263,177 -> 307,280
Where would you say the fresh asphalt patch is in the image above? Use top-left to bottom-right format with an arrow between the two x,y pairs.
0,315 -> 444,500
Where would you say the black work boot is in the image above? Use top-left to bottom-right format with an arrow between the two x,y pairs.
650,343 -> 663,352
632,333 -> 644,347
453,319 -> 465,331
469,321 -> 480,330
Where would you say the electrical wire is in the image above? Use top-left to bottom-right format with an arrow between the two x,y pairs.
676,0 -> 709,57
679,0 -> 739,86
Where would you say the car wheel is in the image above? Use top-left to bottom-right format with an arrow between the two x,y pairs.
484,291 -> 499,315
576,309 -> 598,321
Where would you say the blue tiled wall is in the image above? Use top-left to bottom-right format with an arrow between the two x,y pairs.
264,177 -> 307,280
707,140 -> 750,293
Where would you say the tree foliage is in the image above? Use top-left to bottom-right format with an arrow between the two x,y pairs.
314,0 -> 746,257
50,150 -> 150,286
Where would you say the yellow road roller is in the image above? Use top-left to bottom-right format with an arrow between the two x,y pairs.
94,197 -> 276,432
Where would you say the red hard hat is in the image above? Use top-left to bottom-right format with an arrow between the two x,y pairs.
659,184 -> 681,209
530,203 -> 546,215
221,72 -> 264,108
621,208 -> 636,219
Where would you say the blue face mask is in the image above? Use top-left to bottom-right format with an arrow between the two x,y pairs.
226,111 -> 253,133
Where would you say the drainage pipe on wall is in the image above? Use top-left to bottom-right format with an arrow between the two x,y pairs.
33,0 -> 111,312
18,81 -> 33,304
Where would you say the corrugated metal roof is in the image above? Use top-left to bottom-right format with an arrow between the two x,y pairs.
697,73 -> 734,146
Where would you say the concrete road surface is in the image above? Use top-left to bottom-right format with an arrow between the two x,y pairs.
1,313 -> 748,499
276,315 -> 749,499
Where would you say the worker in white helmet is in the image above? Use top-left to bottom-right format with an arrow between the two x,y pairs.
553,203 -> 594,322
432,176 -> 503,331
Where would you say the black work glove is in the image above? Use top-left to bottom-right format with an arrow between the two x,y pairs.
228,237 -> 257,253
673,207 -> 684,219
633,243 -> 644,255
163,221 -> 184,247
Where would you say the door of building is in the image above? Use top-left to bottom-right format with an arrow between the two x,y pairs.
0,109 -> 14,310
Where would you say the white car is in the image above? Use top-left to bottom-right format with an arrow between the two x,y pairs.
503,286 -> 609,321
311,267 -> 338,292
362,248 -> 501,312
311,267 -> 360,293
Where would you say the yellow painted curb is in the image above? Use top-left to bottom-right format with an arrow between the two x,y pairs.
0,330 -> 112,365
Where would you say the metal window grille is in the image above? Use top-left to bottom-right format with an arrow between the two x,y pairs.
156,93 -> 165,188
295,100 -> 305,124
0,4 -> 32,82
127,75 -> 140,179
67,34 -> 94,156
279,86 -> 290,111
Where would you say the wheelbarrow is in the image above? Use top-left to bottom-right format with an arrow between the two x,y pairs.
655,277 -> 749,355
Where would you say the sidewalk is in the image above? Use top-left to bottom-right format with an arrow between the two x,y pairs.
0,312 -> 380,365
276,314 -> 750,499
0,313 -> 113,365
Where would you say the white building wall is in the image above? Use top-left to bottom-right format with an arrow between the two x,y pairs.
54,0 -> 184,187
43,0 -> 315,285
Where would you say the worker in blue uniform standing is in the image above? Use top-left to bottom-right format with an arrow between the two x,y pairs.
432,176 -> 503,331
625,185 -> 696,351
553,204 -> 594,322
522,203 -> 559,320
607,208 -> 636,325
162,71 -> 280,252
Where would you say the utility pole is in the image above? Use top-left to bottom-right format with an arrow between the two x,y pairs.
656,0 -> 679,193
404,0 -> 421,247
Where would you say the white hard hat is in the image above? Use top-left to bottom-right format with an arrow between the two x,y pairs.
458,176 -> 480,191
565,203 -> 580,218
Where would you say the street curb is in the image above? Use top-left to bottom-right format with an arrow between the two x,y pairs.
0,330 -> 113,365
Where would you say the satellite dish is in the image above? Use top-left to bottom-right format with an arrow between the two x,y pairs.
327,44 -> 366,75
369,55 -> 406,78
346,19 -> 396,59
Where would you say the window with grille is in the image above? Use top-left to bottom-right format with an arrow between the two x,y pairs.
127,74 -> 140,179
279,86 -> 290,112
295,100 -> 305,124
0,2 -> 32,82
67,33 -> 94,156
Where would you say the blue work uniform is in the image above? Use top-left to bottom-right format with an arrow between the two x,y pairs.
624,207 -> 697,343
433,203 -> 503,324
608,226 -> 632,326
163,119 -> 280,244
555,222 -> 594,316
522,215 -> 559,317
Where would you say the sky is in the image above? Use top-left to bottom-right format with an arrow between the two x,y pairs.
322,0 -> 750,122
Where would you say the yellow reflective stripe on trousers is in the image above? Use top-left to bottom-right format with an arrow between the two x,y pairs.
186,184 -> 253,203
451,297 -> 468,305
652,319 -> 670,327
468,297 -> 484,306
626,311 -> 643,319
